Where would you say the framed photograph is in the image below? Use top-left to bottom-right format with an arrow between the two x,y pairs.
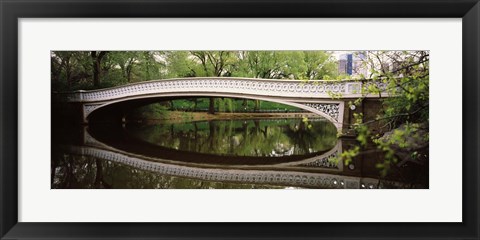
1,0 -> 479,239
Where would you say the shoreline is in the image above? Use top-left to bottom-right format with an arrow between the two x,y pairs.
131,111 -> 321,123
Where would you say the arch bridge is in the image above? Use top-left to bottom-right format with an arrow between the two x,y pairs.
53,77 -> 390,132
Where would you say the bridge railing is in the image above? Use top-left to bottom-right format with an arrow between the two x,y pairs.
53,77 -> 390,103
53,90 -> 87,102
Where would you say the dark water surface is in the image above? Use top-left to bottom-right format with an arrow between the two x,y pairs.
51,118 -> 428,189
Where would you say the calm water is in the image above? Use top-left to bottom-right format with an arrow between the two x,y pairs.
126,119 -> 337,159
51,118 -> 428,189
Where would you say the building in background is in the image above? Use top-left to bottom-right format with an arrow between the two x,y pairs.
333,51 -> 425,80
337,52 -> 368,78
338,54 -> 352,75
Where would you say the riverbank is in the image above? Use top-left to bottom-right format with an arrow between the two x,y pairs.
131,111 -> 319,123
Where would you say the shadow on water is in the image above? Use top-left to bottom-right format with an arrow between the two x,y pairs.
51,118 -> 428,189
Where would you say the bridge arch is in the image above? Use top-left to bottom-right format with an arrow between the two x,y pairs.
54,77 -> 391,132
84,92 -> 344,130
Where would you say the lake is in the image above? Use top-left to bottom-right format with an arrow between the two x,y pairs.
51,117 -> 428,189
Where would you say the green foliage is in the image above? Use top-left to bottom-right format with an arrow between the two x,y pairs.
164,51 -> 196,78
51,51 -> 165,91
338,146 -> 360,166
231,51 -> 337,80
337,51 -> 429,175
139,98 -> 302,116
132,103 -> 169,119
50,50 -> 339,114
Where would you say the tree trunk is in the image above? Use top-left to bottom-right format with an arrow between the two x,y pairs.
91,52 -> 100,87
65,63 -> 72,88
254,100 -> 260,112
126,65 -> 133,83
91,51 -> 108,87
208,97 -> 215,114
242,99 -> 248,112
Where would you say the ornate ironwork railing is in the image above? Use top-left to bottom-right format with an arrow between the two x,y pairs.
53,77 -> 389,103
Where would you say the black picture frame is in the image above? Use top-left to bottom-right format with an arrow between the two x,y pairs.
1,0 -> 479,239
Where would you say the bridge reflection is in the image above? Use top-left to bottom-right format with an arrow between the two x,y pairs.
51,125 -> 426,189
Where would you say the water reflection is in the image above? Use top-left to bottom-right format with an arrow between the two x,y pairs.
52,155 -> 286,189
126,119 -> 338,157
51,118 -> 428,189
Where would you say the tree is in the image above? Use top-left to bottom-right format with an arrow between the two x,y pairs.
138,51 -> 164,81
303,51 -> 338,80
190,51 -> 235,77
164,51 -> 196,78
113,51 -> 138,83
338,51 -> 429,176
232,51 -> 337,111
51,51 -> 94,90
90,51 -> 109,87
51,51 -> 73,88
234,51 -> 318,80
190,51 -> 236,114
